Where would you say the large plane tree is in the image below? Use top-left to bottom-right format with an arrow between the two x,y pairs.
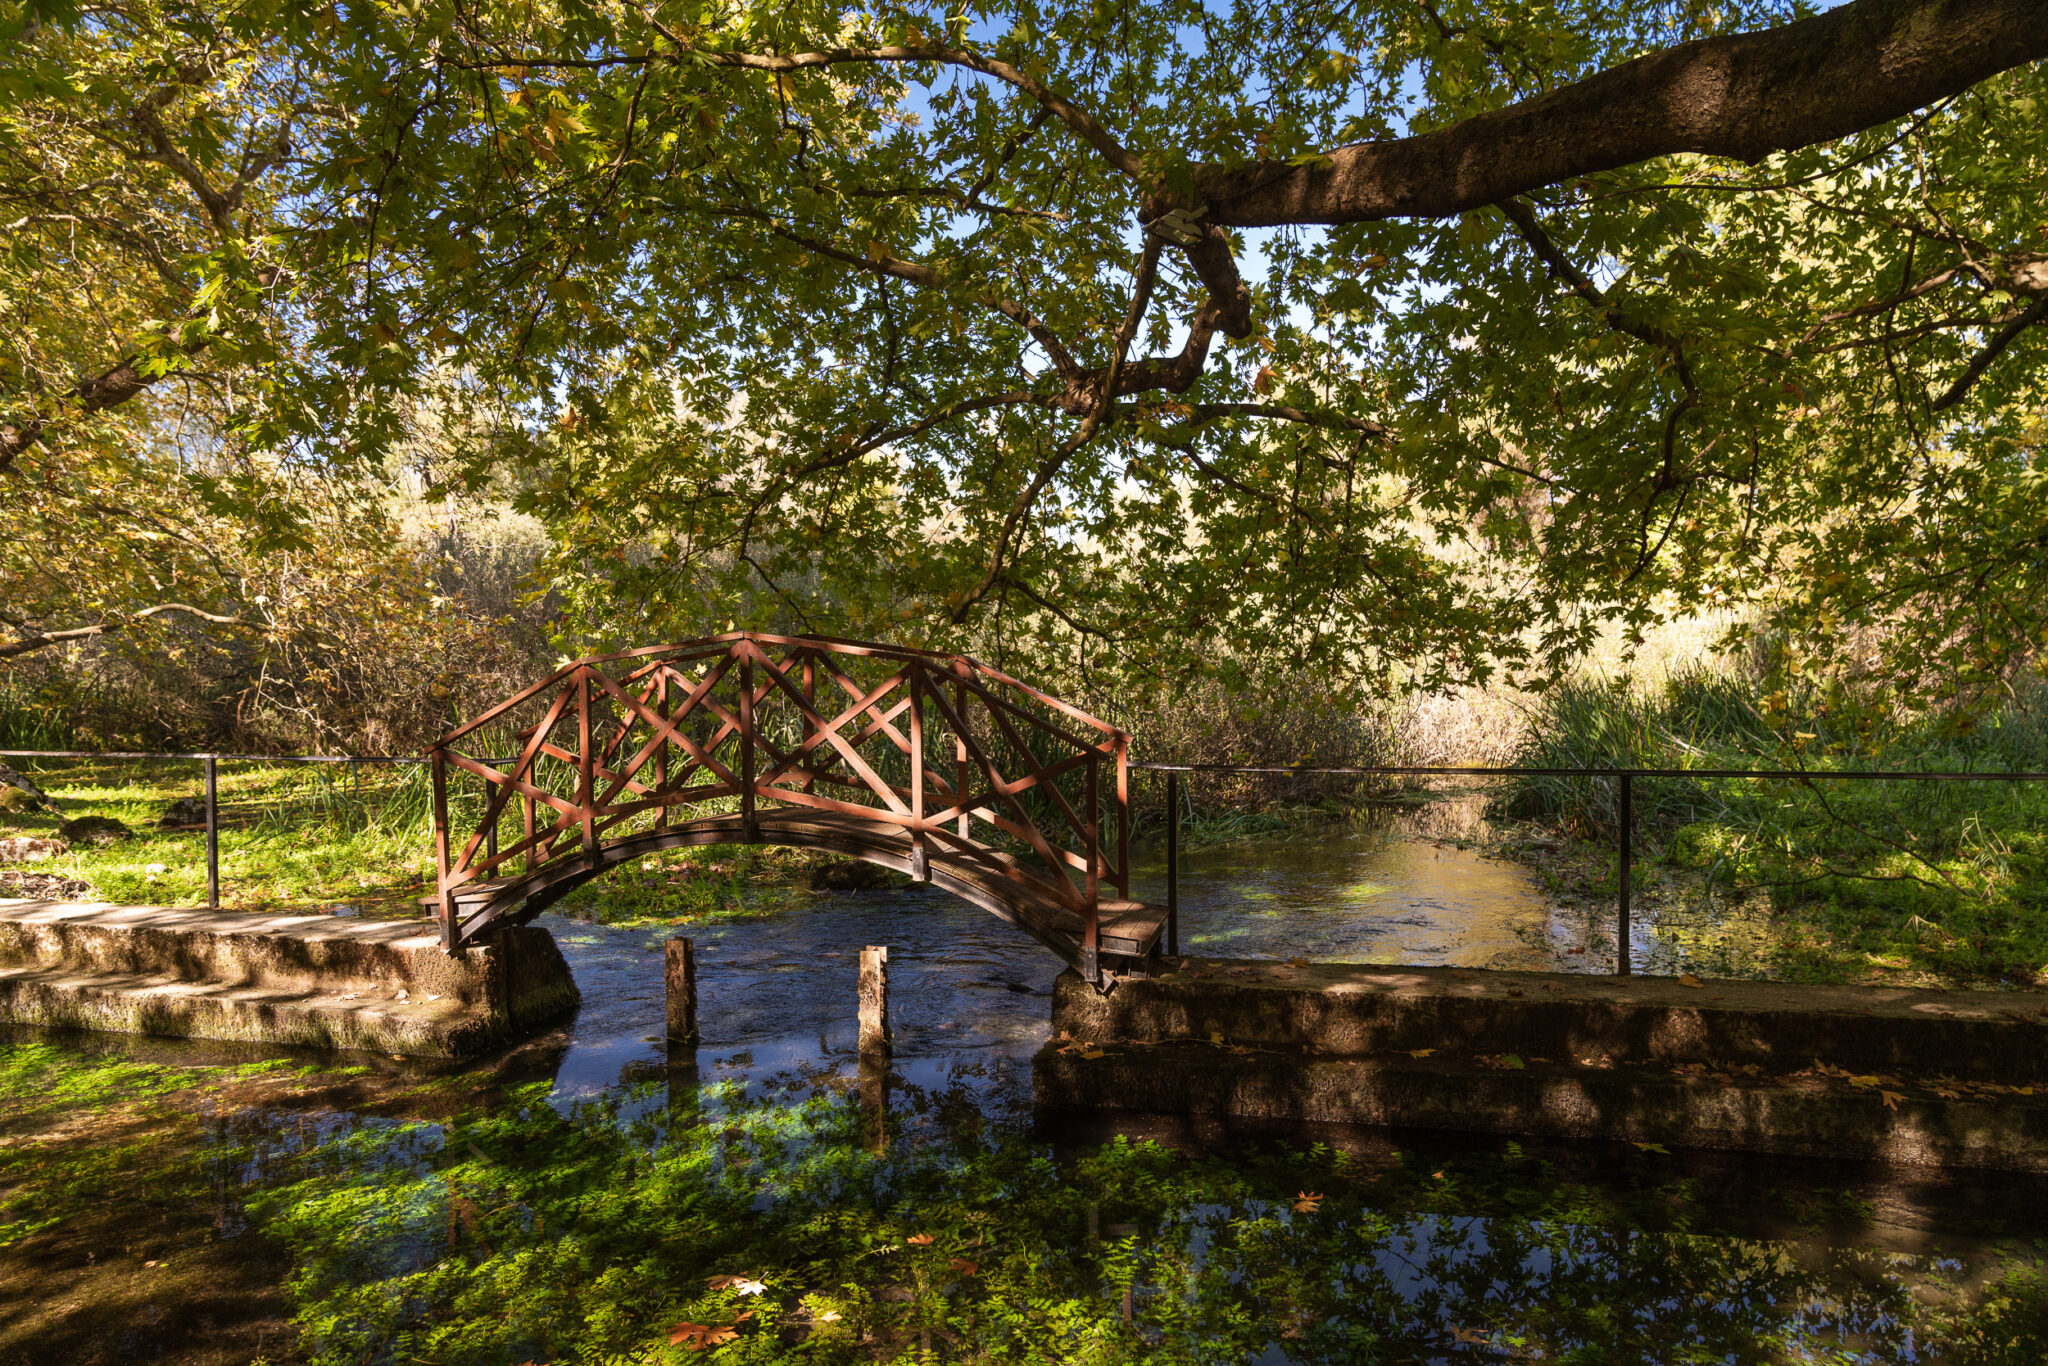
4,0 -> 2045,699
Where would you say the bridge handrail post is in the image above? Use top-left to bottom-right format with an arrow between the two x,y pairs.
952,662 -> 969,839
431,746 -> 454,950
656,667 -> 669,831
578,668 -> 596,863
1082,753 -> 1100,984
909,668 -> 927,880
739,643 -> 757,841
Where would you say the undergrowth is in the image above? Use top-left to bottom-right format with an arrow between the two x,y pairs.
1494,668 -> 2048,985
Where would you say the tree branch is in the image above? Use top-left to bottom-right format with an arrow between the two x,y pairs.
1180,0 -> 2048,227
1931,294 -> 2048,410
0,603 -> 254,661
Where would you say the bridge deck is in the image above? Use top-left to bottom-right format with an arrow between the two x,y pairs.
435,808 -> 1167,971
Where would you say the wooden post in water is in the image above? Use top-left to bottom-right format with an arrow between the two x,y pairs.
858,945 -> 891,1056
666,936 -> 699,1045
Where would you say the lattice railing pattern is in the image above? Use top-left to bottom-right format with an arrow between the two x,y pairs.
427,634 -> 1130,957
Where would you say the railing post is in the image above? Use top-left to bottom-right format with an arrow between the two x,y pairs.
1081,754 -> 1100,984
577,668 -> 595,863
739,643 -> 758,842
1116,734 -> 1130,900
953,664 -> 969,839
1166,771 -> 1179,958
656,667 -> 670,831
1616,771 -> 1633,977
523,787 -> 536,875
802,651 -> 816,798
908,670 -> 927,880
203,755 -> 219,911
484,759 -> 498,866
432,747 -> 453,950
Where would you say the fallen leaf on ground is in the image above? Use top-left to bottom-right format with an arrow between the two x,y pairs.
948,1258 -> 979,1275
669,1321 -> 737,1350
1286,957 -> 1309,967
1677,974 -> 1703,987
906,1233 -> 935,1246
1450,1325 -> 1490,1344
1881,1090 -> 1906,1110
1410,1048 -> 1435,1059
1633,1142 -> 1670,1154
1079,1048 -> 1105,1060
1849,1075 -> 1881,1089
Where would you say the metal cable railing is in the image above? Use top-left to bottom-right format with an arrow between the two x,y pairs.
6,749 -> 2045,975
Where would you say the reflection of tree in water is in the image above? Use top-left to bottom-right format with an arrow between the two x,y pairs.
248,1061 -> 2048,1364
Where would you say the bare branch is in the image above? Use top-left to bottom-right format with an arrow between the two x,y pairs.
0,603 -> 254,661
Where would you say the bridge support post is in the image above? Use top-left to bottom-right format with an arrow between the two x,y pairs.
858,945 -> 891,1056
666,936 -> 699,1046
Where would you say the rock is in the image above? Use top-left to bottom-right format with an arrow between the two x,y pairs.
0,836 -> 67,863
0,869 -> 92,900
159,795 -> 209,827
0,760 -> 49,811
57,816 -> 134,847
809,859 -> 900,892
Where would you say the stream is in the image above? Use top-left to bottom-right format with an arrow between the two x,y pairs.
3,801 -> 2045,1363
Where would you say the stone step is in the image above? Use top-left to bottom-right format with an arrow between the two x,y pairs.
1053,960 -> 2048,1083
0,900 -> 480,1000
0,966 -> 503,1059
0,899 -> 579,1057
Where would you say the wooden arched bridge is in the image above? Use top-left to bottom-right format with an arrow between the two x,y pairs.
426,633 -> 1163,983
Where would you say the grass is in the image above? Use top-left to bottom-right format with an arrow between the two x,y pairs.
1491,668 -> 2048,987
0,757 -> 835,925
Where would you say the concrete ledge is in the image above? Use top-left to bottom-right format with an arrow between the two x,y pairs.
0,899 -> 578,1057
1039,960 -> 2048,1170
1033,1041 -> 2048,1172
1058,960 -> 2048,1081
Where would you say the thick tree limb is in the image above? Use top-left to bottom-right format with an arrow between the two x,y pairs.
1,353 -> 162,476
1181,0 -> 2048,227
0,603 -> 252,661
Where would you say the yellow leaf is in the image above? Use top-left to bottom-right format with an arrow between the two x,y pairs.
1677,973 -> 1703,987
1880,1090 -> 1906,1110
1409,1048 -> 1435,1059
1079,1048 -> 1105,1060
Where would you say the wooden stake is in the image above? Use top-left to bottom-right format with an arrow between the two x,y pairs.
666,936 -> 699,1045
858,945 -> 891,1056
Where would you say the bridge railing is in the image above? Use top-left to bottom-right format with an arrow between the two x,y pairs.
427,633 -> 1131,955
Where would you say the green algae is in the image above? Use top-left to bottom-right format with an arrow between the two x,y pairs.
245,1074 -> 2048,1366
